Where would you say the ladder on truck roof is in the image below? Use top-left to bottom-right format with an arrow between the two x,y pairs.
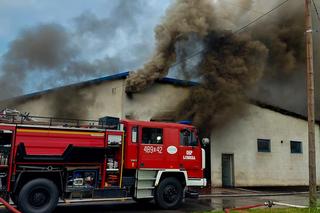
0,108 -> 120,130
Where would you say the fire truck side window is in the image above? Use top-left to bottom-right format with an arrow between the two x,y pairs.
132,127 -> 138,143
180,129 -> 198,146
142,128 -> 163,144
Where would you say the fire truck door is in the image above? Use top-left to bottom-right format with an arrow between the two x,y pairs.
138,127 -> 164,168
179,129 -> 202,178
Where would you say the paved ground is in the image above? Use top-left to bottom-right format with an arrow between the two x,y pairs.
54,192 -> 311,212
0,188 -> 312,212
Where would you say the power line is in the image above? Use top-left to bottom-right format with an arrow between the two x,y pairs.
233,0 -> 290,34
312,0 -> 320,24
169,0 -> 291,69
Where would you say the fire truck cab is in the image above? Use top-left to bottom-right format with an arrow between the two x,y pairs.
0,114 -> 207,213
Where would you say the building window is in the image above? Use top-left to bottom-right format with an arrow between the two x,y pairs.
142,128 -> 163,144
257,139 -> 271,152
290,141 -> 302,154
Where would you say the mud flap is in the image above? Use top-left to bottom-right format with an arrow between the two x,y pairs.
185,190 -> 199,199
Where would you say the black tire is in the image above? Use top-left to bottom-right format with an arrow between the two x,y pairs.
155,177 -> 184,209
17,178 -> 59,213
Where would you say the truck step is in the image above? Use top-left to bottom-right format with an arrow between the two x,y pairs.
135,196 -> 154,199
136,186 -> 155,190
136,178 -> 156,181
136,170 -> 157,179
135,170 -> 157,199
135,189 -> 153,199
64,197 -> 131,203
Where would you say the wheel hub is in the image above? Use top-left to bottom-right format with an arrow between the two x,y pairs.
29,188 -> 49,207
163,185 -> 178,203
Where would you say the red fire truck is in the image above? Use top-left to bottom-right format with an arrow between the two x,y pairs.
0,112 -> 207,213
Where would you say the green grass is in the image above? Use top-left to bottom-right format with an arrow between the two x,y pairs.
204,208 -> 320,213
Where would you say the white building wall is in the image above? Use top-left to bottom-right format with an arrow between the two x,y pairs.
84,80 -> 124,119
2,79 -> 318,187
0,80 -> 124,120
123,84 -> 189,121
0,79 -> 189,122
211,103 -> 320,187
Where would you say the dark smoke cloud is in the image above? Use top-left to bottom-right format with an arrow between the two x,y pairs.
249,1 -> 307,115
125,0 -> 308,132
70,0 -> 158,75
125,0 -> 267,132
174,31 -> 268,133
50,86 -> 96,119
0,23 -> 101,118
0,24 -> 76,99
73,0 -> 143,38
217,0 -> 308,115
0,0 -> 162,117
173,33 -> 204,80
125,0 -> 217,92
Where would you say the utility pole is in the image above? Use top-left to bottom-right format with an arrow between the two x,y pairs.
305,0 -> 317,207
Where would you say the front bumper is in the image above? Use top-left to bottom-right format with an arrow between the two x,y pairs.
186,178 -> 207,187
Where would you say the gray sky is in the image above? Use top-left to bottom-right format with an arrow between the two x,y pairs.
0,0 -> 171,95
0,0 -> 315,103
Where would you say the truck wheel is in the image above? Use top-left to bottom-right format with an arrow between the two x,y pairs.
17,178 -> 59,213
155,177 -> 183,209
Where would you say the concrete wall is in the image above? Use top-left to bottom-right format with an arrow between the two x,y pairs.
211,103 -> 320,187
3,80 -> 189,122
5,79 -> 189,120
3,79 -> 318,187
1,79 -> 124,120
84,80 -> 125,119
123,83 -> 190,121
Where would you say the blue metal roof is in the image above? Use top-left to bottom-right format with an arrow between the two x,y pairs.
7,71 -> 198,101
158,76 -> 198,86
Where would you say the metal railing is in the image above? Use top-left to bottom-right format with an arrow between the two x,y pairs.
0,114 -> 99,127
0,109 -> 120,130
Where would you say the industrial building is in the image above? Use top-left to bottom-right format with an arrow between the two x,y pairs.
1,71 -> 319,187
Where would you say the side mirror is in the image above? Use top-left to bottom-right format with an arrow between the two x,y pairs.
202,138 -> 210,146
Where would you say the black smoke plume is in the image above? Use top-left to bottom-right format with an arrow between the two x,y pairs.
0,0 -> 157,117
126,0 -> 268,132
126,0 -> 307,132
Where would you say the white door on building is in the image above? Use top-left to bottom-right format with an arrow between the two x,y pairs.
222,154 -> 234,187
